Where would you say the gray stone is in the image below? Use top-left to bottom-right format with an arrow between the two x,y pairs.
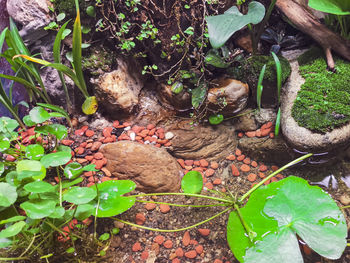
7,0 -> 53,43
254,108 -> 276,125
207,78 -> 249,115
168,122 -> 237,161
100,141 -> 182,193
157,83 -> 192,111
233,109 -> 258,132
281,56 -> 350,152
94,58 -> 143,114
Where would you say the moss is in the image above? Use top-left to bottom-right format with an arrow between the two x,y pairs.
82,47 -> 116,76
54,0 -> 91,17
291,47 -> 350,133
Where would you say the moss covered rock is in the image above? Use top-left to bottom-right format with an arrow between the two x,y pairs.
292,48 -> 350,133
82,47 -> 116,76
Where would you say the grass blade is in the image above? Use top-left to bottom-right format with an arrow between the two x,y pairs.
257,64 -> 266,111
275,107 -> 281,136
271,51 -> 282,104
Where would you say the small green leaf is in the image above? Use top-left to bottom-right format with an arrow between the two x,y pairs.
25,144 -> 45,160
29,107 -> 51,124
112,228 -> 120,235
0,183 -> 17,207
0,117 -> 19,133
204,49 -> 230,68
57,13 -> 66,22
0,221 -> 26,238
171,82 -> 184,94
257,64 -> 266,111
40,151 -> 72,168
17,160 -> 46,180
181,171 -> 203,194
24,181 -> 55,193
86,6 -> 96,17
63,187 -> 97,205
23,115 -> 36,127
275,107 -> 281,137
20,199 -> 56,219
191,84 -> 207,109
66,247 -> 75,253
0,136 -> 10,152
0,163 -> 4,176
0,216 -> 26,225
61,177 -> 83,189
99,233 -> 110,241
62,29 -> 71,39
209,114 -> 224,125
82,96 -> 98,115
64,162 -> 83,179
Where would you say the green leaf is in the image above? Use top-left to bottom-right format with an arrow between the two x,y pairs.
35,124 -> 68,140
0,163 -> 3,176
57,13 -> 66,22
17,160 -> 46,180
191,84 -> 207,109
25,144 -> 45,160
0,183 -> 17,207
99,233 -> 110,241
92,180 -> 136,217
66,247 -> 75,253
0,221 -> 26,238
61,177 -> 83,189
23,115 -> 36,127
86,6 -> 96,17
171,82 -> 184,94
48,206 -> 65,218
275,107 -> 281,136
0,136 -> 10,151
209,114 -> 224,125
181,171 -> 203,194
63,187 -> 97,205
64,162 -> 82,179
0,238 -> 12,248
206,1 -> 265,48
0,216 -> 26,225
75,203 -> 94,220
0,117 -> 18,132
257,64 -> 266,111
204,49 -> 231,68
271,52 -> 282,103
29,107 -> 50,124
20,199 -> 56,219
82,96 -> 98,115
308,0 -> 350,15
24,181 -> 55,193
40,151 -> 72,168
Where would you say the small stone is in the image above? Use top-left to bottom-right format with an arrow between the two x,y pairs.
135,213 -> 146,225
132,242 -> 142,252
101,176 -> 112,182
271,165 -> 279,171
172,259 -> 180,263
190,239 -> 198,245
195,245 -> 203,254
258,172 -> 266,178
184,250 -> 197,259
199,159 -> 209,167
182,231 -> 190,246
74,129 -> 84,136
256,129 -> 262,137
85,130 -> 95,137
214,259 -> 223,263
269,132 -> 275,138
145,203 -> 156,211
210,161 -> 219,169
271,177 -> 278,182
194,160 -> 200,166
251,161 -> 258,168
237,154 -> 245,161
184,165 -> 193,171
205,168 -> 215,177
243,158 -> 251,164
205,182 -> 213,190
165,132 -> 174,140
240,164 -> 250,172
75,147 -> 85,155
177,159 -> 186,169
175,247 -> 184,257
154,235 -> 164,245
226,154 -> 236,161
160,204 -> 170,213
238,132 -> 244,138
235,149 -> 242,156
184,160 -> 194,166
101,167 -> 112,177
147,124 -> 155,130
94,152 -> 104,160
141,250 -> 149,260
198,228 -> 210,236
61,139 -> 74,146
163,240 -> 173,249
213,178 -> 222,185
95,160 -> 105,169
103,127 -> 113,138
261,127 -> 272,137
245,131 -> 256,138
151,242 -> 160,255
231,164 -> 240,176
247,173 -> 257,182
129,132 -> 136,141
259,164 -> 268,172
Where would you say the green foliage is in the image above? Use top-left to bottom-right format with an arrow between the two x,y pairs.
191,83 -> 207,109
257,64 -> 266,111
308,0 -> 350,15
209,114 -> 224,125
181,171 -> 203,194
227,176 -> 347,262
205,1 -> 265,49
292,47 -> 350,132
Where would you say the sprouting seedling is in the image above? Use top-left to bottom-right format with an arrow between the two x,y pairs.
257,64 -> 266,111
271,51 -> 282,136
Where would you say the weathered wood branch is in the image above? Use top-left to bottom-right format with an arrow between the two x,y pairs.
276,0 -> 350,70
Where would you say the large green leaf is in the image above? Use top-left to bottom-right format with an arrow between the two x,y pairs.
308,0 -> 350,15
0,216 -> 26,225
206,1 -> 265,48
92,180 -> 136,217
35,124 -> 68,140
17,160 -> 46,180
29,107 -> 50,124
0,183 -> 18,207
0,221 -> 26,238
75,203 -> 94,220
40,151 -> 72,168
0,117 -> 18,133
181,171 -> 203,194
24,181 -> 55,193
25,144 -> 45,160
48,206 -> 65,219
20,199 -> 56,219
63,186 -> 96,205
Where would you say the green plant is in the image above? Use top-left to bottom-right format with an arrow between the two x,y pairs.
271,51 -> 282,136
256,64 -> 266,111
15,0 -> 98,115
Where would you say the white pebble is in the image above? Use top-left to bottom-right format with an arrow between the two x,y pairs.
129,132 -> 136,141
165,132 -> 174,140
124,126 -> 131,131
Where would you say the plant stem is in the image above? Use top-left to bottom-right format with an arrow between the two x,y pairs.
135,199 -> 229,207
239,153 -> 313,202
113,207 -> 232,232
19,234 -> 36,258
57,167 -> 62,207
234,203 -> 256,242
341,205 -> 350,210
0,257 -> 29,261
130,192 -> 231,203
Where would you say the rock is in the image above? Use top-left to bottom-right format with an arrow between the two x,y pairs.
233,109 -> 258,131
7,0 -> 53,43
340,194 -> 350,205
281,57 -> 350,153
254,108 -> 277,125
94,58 -> 143,114
207,78 -> 249,116
157,83 -> 192,111
169,122 -> 237,161
238,136 -> 294,165
100,141 -> 182,193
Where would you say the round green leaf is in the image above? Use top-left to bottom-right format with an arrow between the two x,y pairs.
0,183 -> 18,207
35,124 -> 68,140
0,117 -> 19,132
5,171 -> 20,187
93,180 -> 136,217
181,171 -> 203,194
63,187 -> 97,205
20,199 -> 56,219
40,151 -> 72,168
25,144 -> 45,160
99,233 -> 110,241
48,206 -> 65,219
75,204 -> 94,221
0,136 -> 10,152
17,160 -> 46,180
309,0 -> 350,15
64,162 -> 83,179
86,6 -> 96,17
56,13 -> 66,22
209,114 -> 224,125
29,107 -> 50,124
82,96 -> 98,115
23,115 -> 36,127
0,221 -> 26,238
171,82 -> 184,94
24,181 -> 55,193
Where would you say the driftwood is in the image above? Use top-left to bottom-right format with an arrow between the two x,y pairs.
276,0 -> 350,70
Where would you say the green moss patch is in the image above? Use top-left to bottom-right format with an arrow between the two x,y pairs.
292,47 -> 350,133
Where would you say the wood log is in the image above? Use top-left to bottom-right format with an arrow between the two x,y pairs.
276,0 -> 350,70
